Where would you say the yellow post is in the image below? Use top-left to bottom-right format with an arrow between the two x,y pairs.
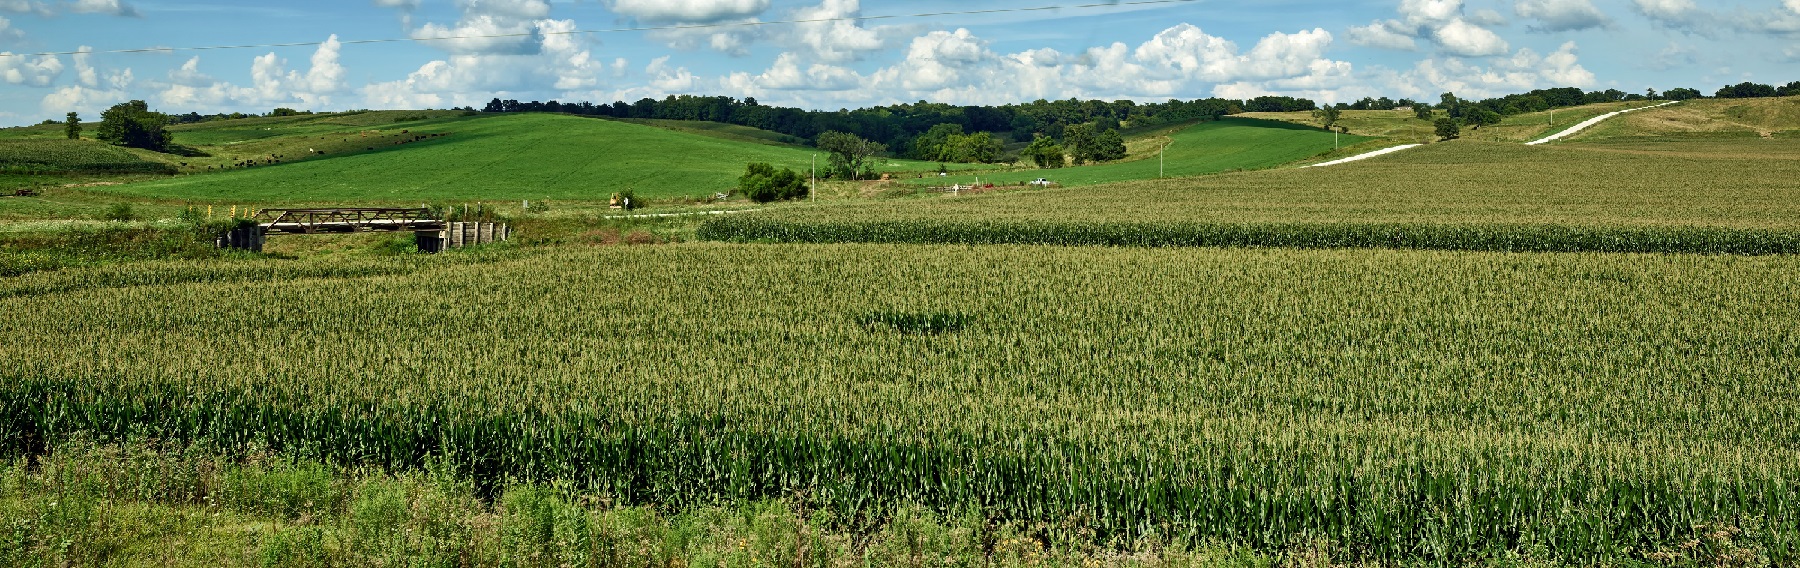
207,205 -> 213,219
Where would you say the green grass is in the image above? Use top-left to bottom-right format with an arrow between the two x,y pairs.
902,117 -> 1373,188
91,114 -> 986,204
4,440 -> 1302,568
614,118 -> 811,147
3,243 -> 1797,565
104,113 -> 827,202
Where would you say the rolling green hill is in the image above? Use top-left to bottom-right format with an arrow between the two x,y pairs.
78,114 -> 1365,204
106,113 -> 878,203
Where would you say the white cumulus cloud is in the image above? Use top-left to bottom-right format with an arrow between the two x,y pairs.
1400,0 -> 1463,25
1633,0 -> 1695,20
725,24 -> 1358,111
1432,18 -> 1510,56
153,36 -> 347,110
413,15 -> 544,55
1347,20 -> 1419,50
0,1 -> 50,15
604,0 -> 767,22
1515,0 -> 1606,31
361,14 -> 607,110
1351,0 -> 1513,57
68,0 -> 136,16
1380,40 -> 1593,101
41,83 -> 127,116
0,15 -> 23,40
1,51 -> 61,86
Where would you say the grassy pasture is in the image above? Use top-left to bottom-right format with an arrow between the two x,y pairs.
86,113 -> 1005,204
100,113 -> 836,202
613,118 -> 811,147
3,243 -> 1797,564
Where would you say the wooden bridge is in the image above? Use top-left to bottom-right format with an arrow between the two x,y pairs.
254,207 -> 444,234
216,207 -> 507,253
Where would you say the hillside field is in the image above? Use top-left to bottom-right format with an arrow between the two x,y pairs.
102,113 -> 873,203
707,138 -> 1800,238
1559,96 -> 1800,142
1241,100 -> 1650,143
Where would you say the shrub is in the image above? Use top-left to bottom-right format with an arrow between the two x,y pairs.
100,203 -> 136,222
738,162 -> 807,203
616,189 -> 645,210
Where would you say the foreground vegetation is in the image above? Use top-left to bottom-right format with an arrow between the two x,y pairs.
16,439 -> 1309,568
3,244 -> 1797,565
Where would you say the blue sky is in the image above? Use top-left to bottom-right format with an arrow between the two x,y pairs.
0,0 -> 1796,126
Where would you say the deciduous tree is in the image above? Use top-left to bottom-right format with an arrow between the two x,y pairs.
96,100 -> 171,152
1435,118 -> 1461,141
1090,129 -> 1127,162
64,112 -> 80,140
1063,123 -> 1097,165
1465,107 -> 1501,130
816,131 -> 885,180
1022,134 -> 1064,168
1312,106 -> 1342,131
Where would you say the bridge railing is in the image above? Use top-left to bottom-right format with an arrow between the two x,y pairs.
255,207 -> 444,234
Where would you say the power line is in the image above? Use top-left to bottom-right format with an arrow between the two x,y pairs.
0,0 -> 1198,58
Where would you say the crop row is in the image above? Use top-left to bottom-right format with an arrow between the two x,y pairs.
699,216 -> 1800,254
4,244 -> 1798,564
0,139 -> 175,174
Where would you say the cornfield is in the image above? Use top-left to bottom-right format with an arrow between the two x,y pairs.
0,139 -> 176,175
3,244 -> 1797,564
698,217 -> 1800,254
